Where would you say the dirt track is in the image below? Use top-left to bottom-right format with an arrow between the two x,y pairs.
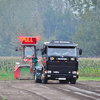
0,80 -> 100,100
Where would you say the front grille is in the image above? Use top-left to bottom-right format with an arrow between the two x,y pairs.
47,61 -> 78,74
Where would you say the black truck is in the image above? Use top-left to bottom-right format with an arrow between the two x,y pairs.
34,40 -> 82,84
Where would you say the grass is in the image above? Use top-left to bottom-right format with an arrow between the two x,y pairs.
78,77 -> 100,81
0,57 -> 20,80
78,58 -> 100,77
0,72 -> 14,80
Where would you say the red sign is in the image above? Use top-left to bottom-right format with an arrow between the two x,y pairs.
19,36 -> 37,44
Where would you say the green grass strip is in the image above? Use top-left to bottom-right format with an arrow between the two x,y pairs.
78,77 -> 100,81
0,73 -> 14,80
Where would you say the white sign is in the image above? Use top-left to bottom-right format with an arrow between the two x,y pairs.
58,58 -> 67,60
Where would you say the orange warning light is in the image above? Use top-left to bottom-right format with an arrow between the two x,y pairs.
36,36 -> 39,40
19,36 -> 23,41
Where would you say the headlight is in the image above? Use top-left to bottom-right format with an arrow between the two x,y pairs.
71,58 -> 75,61
73,75 -> 76,78
47,75 -> 51,77
47,70 -> 52,73
45,70 -> 52,73
72,71 -> 76,74
50,57 -> 54,60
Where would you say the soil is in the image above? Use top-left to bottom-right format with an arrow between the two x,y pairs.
0,80 -> 100,100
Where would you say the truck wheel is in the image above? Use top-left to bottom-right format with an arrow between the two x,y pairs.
34,70 -> 41,83
70,79 -> 76,84
41,78 -> 47,84
34,73 -> 38,83
33,71 -> 35,80
41,72 -> 47,84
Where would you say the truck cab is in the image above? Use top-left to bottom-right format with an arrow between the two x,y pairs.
40,40 -> 82,84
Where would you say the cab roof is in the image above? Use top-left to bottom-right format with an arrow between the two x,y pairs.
46,40 -> 77,47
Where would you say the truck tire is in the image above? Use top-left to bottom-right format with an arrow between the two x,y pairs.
41,78 -> 47,84
34,72 -> 38,83
34,70 -> 41,83
41,71 -> 47,84
70,79 -> 76,84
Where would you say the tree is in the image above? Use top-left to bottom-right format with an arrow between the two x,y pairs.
0,0 -> 81,56
42,4 -> 57,39
92,0 -> 100,19
68,0 -> 94,17
55,10 -> 78,40
41,0 -> 78,41
73,11 -> 100,56
67,0 -> 100,56
0,0 -> 44,56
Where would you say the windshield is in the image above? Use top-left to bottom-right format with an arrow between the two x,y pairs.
25,46 -> 34,57
48,47 -> 77,56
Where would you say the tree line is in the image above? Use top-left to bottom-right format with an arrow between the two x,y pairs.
0,0 -> 100,56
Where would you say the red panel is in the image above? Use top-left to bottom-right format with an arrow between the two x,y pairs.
30,65 -> 34,72
30,58 -> 33,72
14,66 -> 20,78
22,37 -> 37,44
19,36 -> 37,44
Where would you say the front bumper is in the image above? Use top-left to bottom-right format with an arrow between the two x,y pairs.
45,74 -> 79,80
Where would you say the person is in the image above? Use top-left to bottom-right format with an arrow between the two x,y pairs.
43,57 -> 46,66
32,54 -> 38,70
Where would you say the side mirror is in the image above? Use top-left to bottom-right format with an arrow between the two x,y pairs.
42,50 -> 44,55
42,51 -> 44,55
44,46 -> 47,54
79,49 -> 82,55
15,47 -> 18,51
41,48 -> 46,55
